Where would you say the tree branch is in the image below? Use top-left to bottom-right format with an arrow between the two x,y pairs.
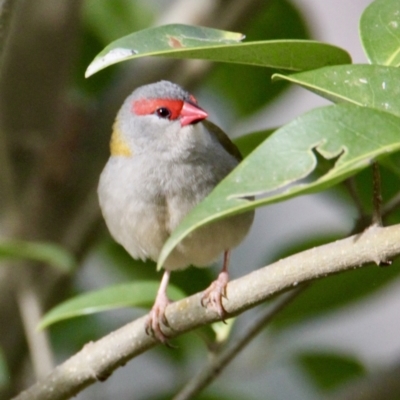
12,223 -> 400,400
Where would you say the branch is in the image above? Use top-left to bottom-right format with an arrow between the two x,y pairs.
12,223 -> 400,400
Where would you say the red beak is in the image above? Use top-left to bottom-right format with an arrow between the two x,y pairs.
180,102 -> 208,126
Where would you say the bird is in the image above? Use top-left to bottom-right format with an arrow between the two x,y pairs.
98,80 -> 254,342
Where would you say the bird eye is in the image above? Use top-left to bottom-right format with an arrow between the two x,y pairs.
156,107 -> 171,119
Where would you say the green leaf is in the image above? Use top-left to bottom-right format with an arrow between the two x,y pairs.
85,24 -> 351,77
274,65 -> 400,117
157,104 -> 400,269
85,24 -> 242,77
39,281 -> 185,329
360,0 -> 400,66
298,351 -> 365,391
0,240 -> 75,273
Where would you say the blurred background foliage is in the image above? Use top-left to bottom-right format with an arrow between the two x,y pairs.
1,0 -> 400,399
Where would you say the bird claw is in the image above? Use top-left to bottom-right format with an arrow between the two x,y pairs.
145,296 -> 172,344
201,270 -> 229,320
144,270 -> 176,345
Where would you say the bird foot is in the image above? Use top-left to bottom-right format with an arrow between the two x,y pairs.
201,270 -> 229,319
145,292 -> 171,344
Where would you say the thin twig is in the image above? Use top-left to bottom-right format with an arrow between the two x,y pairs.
15,270 -> 54,379
343,177 -> 367,220
372,162 -> 383,226
382,189 -> 400,218
343,176 -> 376,235
173,284 -> 309,400
11,223 -> 400,400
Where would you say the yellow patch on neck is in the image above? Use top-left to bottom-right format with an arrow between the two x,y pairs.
110,123 -> 132,157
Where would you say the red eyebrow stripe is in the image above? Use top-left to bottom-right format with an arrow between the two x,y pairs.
132,98 -> 184,120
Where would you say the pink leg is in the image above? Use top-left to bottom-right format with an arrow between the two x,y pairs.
201,250 -> 230,318
145,270 -> 171,343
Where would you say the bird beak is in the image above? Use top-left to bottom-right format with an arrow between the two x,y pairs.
180,102 -> 208,127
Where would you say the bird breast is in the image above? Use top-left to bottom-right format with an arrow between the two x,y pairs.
98,132 -> 253,270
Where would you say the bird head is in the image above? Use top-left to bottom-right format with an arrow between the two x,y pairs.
110,81 -> 209,158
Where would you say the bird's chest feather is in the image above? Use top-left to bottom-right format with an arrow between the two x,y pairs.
98,153 -> 227,244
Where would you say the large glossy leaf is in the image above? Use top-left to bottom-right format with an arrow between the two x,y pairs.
0,240 -> 75,273
85,24 -> 351,77
39,281 -> 185,329
360,0 -> 400,66
157,104 -> 400,269
297,351 -> 365,391
274,65 -> 400,117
